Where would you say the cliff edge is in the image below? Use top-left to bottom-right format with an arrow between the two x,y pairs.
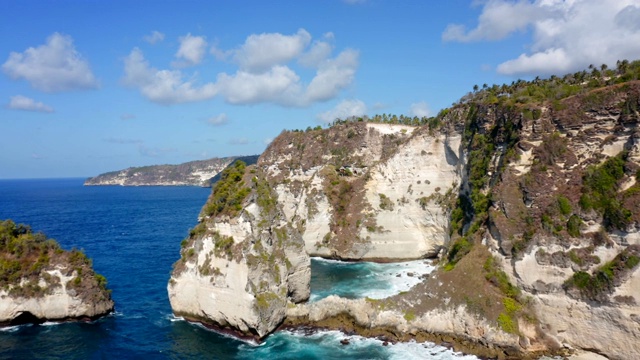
170,64 -> 640,359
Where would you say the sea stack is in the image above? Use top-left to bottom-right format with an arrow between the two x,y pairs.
0,220 -> 114,326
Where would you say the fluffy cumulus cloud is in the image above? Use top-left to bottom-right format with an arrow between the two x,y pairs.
233,29 -> 311,72
2,33 -> 99,92
317,99 -> 367,124
143,31 -> 165,44
123,29 -> 358,106
174,33 -> 207,67
443,0 -> 640,76
122,48 -> 217,104
7,95 -> 54,113
409,101 -> 430,118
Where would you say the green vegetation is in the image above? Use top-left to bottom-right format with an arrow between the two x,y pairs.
1,220 -> 60,294
564,247 -> 640,300
566,215 -> 582,237
580,153 -> 632,230
0,219 -> 108,297
484,256 -> 520,299
446,237 -> 472,270
403,309 -> 416,322
378,193 -> 394,211
202,160 -> 250,218
557,196 -> 572,216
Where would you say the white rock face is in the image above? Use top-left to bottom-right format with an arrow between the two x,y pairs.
534,293 -> 640,360
262,124 -> 463,260
287,295 -> 520,350
359,133 -> 461,259
168,188 -> 310,339
0,269 -> 114,324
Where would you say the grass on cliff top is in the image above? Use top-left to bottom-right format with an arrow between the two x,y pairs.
202,160 -> 251,219
0,219 -> 109,297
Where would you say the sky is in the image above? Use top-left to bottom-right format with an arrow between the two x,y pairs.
2,0 -> 640,179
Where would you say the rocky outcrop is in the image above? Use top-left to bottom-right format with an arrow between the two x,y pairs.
0,220 -> 114,326
286,295 -> 528,358
259,123 -> 462,260
170,73 -> 640,358
168,162 -> 310,339
85,155 -> 258,187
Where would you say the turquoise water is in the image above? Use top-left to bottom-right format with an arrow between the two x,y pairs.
0,178 -> 476,359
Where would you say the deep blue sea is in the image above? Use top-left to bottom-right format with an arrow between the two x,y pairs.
0,178 -> 477,360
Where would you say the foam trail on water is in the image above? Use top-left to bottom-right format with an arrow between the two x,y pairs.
310,257 -> 434,301
247,329 -> 479,359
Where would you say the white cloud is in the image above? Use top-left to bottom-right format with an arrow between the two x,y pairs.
2,33 -> 99,92
124,29 -> 358,107
120,113 -> 136,120
299,40 -> 333,67
232,29 -> 311,72
409,101 -> 430,118
174,33 -> 207,67
443,0 -> 640,76
216,65 -> 302,106
442,0 -> 551,42
143,31 -> 165,44
263,137 -> 273,145
122,47 -> 217,104
7,95 -> 54,113
317,99 -> 367,124
305,48 -> 359,103
207,113 -> 228,126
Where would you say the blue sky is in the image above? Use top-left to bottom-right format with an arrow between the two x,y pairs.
2,0 -> 640,178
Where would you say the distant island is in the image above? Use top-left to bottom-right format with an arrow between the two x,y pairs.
84,155 -> 259,187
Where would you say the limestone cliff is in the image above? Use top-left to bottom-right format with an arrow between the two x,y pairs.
168,161 -> 310,339
170,66 -> 640,358
84,155 -> 258,187
259,122 -> 462,260
0,220 -> 114,326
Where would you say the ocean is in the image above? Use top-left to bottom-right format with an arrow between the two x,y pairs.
0,178 -> 477,359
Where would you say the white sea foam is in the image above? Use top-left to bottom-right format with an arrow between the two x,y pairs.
365,260 -> 435,299
270,329 -> 478,359
310,257 -> 434,301
189,321 -> 260,346
0,325 -> 24,332
41,321 -> 61,326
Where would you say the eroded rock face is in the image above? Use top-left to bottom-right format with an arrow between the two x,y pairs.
259,123 -> 462,260
0,220 -> 114,326
0,268 -> 114,325
168,166 -> 310,339
169,80 -> 640,358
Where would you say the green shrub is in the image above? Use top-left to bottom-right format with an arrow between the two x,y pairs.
557,196 -> 572,215
202,161 -> 250,218
567,215 -> 582,237
580,153 -> 632,230
498,312 -> 517,333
